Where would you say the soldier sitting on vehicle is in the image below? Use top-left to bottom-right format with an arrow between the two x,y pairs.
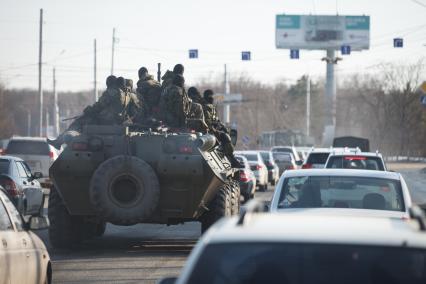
159,74 -> 190,129
48,75 -> 139,149
187,87 -> 208,133
161,63 -> 184,89
136,67 -> 162,121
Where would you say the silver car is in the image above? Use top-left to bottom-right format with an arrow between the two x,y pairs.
234,151 -> 268,191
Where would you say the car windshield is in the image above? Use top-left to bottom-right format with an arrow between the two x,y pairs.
327,156 -> 385,170
6,140 -> 50,155
307,152 -> 330,164
0,159 -> 10,174
187,243 -> 426,284
277,176 -> 404,211
260,152 -> 271,162
273,148 -> 292,154
273,152 -> 293,161
240,154 -> 258,161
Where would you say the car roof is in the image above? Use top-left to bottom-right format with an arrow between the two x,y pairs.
328,151 -> 383,157
234,150 -> 259,155
307,148 -> 332,153
9,136 -> 47,142
281,168 -> 400,180
0,155 -> 24,162
206,213 -> 426,248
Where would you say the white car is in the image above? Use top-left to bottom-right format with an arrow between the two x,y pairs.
301,147 -> 332,169
160,202 -> 426,284
4,137 -> 59,188
325,150 -> 387,171
0,188 -> 51,284
270,169 -> 412,219
234,151 -> 268,191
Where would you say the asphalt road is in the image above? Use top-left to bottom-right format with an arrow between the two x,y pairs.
36,163 -> 426,284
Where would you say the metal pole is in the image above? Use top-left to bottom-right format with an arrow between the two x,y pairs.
27,110 -> 31,136
53,68 -> 59,136
306,75 -> 311,137
223,64 -> 230,124
38,8 -> 43,137
111,28 -> 116,75
323,49 -> 337,145
94,39 -> 98,102
45,110 -> 49,137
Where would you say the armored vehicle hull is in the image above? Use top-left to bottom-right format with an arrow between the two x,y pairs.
48,125 -> 240,247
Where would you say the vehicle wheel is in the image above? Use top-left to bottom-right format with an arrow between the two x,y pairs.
264,183 -> 268,191
200,183 -> 232,233
271,179 -> 276,186
48,187 -> 87,248
228,180 -> 240,215
89,155 -> 160,226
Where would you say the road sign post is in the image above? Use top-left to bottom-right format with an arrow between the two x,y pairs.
189,49 -> 198,59
341,45 -> 351,55
241,51 -> 251,61
393,38 -> 403,48
290,49 -> 299,59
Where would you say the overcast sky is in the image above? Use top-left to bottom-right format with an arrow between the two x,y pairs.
0,0 -> 425,91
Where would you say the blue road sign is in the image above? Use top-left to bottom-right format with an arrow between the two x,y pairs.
394,38 -> 403,48
290,49 -> 299,59
421,96 -> 426,106
242,135 -> 250,144
189,49 -> 198,59
341,45 -> 351,55
242,51 -> 251,61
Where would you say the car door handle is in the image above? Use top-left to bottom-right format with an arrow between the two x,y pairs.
2,239 -> 6,248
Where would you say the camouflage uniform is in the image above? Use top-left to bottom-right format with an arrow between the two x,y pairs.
136,74 -> 162,120
202,103 -> 218,129
160,84 -> 190,128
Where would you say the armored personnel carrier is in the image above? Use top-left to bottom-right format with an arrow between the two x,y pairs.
48,125 -> 240,248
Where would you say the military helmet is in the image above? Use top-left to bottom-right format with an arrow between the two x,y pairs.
117,77 -> 126,91
138,67 -> 148,79
106,75 -> 117,88
203,89 -> 214,104
173,64 -> 184,75
188,87 -> 201,102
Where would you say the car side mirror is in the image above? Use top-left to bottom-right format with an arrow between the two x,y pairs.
26,215 -> 49,230
296,160 -> 303,166
32,172 -> 43,179
157,277 -> 177,284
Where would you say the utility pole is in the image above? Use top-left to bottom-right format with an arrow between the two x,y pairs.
38,8 -> 43,136
223,64 -> 230,124
111,28 -> 116,75
306,75 -> 311,137
94,39 -> 98,102
53,68 -> 59,136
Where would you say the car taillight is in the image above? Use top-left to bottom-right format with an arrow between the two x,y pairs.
302,163 -> 312,169
0,178 -> 19,197
344,156 -> 366,160
72,142 -> 88,151
179,146 -> 193,154
49,151 -> 54,159
287,165 -> 295,170
239,171 -> 249,182
0,149 -> 3,155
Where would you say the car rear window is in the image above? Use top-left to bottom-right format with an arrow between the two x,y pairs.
240,154 -> 258,161
307,152 -> 330,164
278,176 -> 404,211
187,243 -> 426,284
0,159 -> 10,174
272,148 -> 292,154
327,156 -> 385,171
273,152 -> 292,162
6,140 -> 50,155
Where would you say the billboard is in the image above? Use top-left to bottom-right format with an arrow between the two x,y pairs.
276,15 -> 370,50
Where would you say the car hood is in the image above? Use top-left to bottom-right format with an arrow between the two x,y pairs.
272,208 -> 408,219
